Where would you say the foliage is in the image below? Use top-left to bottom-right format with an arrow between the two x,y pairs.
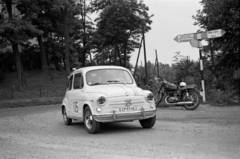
0,70 -> 4,82
172,52 -> 201,87
0,97 -> 62,109
193,0 -> 240,78
206,89 -> 240,106
0,50 -> 15,72
91,0 -> 153,67
21,44 -> 41,70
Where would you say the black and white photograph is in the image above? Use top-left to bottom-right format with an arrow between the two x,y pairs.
0,0 -> 239,158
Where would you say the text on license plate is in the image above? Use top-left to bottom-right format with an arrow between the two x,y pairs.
119,106 -> 137,112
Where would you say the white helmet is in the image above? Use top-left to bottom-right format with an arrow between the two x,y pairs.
180,82 -> 186,87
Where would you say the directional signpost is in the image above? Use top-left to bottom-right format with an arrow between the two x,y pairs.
190,39 -> 201,48
195,29 -> 226,40
174,29 -> 226,42
174,33 -> 195,43
174,29 -> 226,103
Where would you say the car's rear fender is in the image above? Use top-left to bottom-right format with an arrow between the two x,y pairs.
61,98 -> 69,115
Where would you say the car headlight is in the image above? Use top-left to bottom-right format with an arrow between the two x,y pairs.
97,96 -> 106,106
147,93 -> 154,102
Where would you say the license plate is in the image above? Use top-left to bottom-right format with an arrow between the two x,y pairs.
118,106 -> 137,112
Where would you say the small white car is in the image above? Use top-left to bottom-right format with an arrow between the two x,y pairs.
61,66 -> 156,134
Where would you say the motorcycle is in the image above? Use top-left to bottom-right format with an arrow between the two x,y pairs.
147,77 -> 201,110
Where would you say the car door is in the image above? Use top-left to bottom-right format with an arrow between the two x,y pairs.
68,72 -> 84,119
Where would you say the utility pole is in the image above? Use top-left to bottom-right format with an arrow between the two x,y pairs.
142,25 -> 148,84
155,50 -> 160,78
133,37 -> 143,77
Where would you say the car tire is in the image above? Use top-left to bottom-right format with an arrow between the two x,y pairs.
139,115 -> 156,129
84,107 -> 100,134
62,107 -> 72,125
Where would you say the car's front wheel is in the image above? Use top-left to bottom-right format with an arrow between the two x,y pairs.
62,107 -> 72,125
84,107 -> 100,134
139,115 -> 156,128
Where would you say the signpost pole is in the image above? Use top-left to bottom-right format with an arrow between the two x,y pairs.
198,40 -> 206,103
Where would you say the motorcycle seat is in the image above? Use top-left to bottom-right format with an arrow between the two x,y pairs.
179,84 -> 197,90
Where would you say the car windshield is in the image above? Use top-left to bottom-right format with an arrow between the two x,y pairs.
86,69 -> 133,86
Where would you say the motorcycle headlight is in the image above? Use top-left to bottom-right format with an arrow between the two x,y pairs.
97,96 -> 106,106
147,93 -> 154,102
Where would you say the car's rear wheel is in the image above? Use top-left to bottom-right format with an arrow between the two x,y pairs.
62,107 -> 72,125
84,107 -> 100,134
139,115 -> 156,128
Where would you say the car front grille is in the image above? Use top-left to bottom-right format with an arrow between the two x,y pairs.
109,97 -> 144,107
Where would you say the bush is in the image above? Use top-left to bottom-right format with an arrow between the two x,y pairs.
0,97 -> 62,109
0,70 -> 4,82
206,89 -> 240,106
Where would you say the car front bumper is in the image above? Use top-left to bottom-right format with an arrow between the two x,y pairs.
93,108 -> 157,123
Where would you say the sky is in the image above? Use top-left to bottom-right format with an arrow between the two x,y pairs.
130,0 -> 203,66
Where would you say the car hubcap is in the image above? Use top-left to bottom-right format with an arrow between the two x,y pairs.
85,111 -> 92,129
63,110 -> 67,121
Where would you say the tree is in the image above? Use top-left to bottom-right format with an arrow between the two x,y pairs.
91,0 -> 153,67
193,0 -> 239,78
172,52 -> 201,86
0,0 -> 42,88
52,0 -> 82,75
17,0 -> 55,71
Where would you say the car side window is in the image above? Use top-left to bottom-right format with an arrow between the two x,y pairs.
68,75 -> 73,90
73,73 -> 84,89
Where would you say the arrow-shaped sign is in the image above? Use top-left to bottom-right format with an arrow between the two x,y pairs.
206,29 -> 226,39
195,29 -> 226,40
174,29 -> 226,43
174,33 -> 195,43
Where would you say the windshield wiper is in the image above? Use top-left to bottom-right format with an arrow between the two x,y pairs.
90,82 -> 108,86
107,80 -> 119,83
107,80 -> 126,84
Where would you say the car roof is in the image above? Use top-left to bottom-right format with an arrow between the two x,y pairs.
70,65 -> 129,75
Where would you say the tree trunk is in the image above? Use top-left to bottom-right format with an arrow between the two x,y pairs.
12,43 -> 27,89
37,35 -> 48,70
115,42 -> 122,66
63,11 -> 70,76
5,0 -> 26,89
81,0 -> 86,67
123,31 -> 131,67
123,42 -> 127,67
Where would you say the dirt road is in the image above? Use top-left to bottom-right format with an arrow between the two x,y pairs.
0,104 -> 239,159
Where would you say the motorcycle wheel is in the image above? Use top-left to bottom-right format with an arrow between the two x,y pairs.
182,90 -> 200,110
154,93 -> 163,107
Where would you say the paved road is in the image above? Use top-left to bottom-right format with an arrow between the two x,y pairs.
0,104 -> 239,159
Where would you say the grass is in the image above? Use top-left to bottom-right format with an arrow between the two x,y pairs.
0,70 -> 67,109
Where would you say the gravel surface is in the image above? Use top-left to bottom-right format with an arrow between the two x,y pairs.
0,104 -> 239,159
